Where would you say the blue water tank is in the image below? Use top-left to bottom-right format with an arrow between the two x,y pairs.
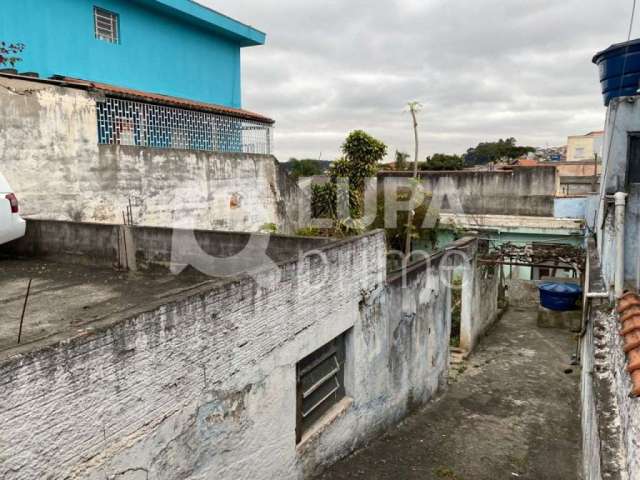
593,39 -> 640,106
538,282 -> 582,311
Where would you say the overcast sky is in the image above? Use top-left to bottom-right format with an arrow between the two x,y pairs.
204,0 -> 635,162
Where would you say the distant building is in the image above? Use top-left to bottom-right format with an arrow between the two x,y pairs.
1,1 -> 274,157
0,2 -> 279,231
566,131 -> 604,162
536,145 -> 567,162
514,157 -> 539,167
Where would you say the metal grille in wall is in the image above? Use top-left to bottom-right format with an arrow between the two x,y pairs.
97,97 -> 273,154
296,333 -> 347,443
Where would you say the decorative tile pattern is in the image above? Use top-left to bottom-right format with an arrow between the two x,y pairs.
97,97 -> 273,154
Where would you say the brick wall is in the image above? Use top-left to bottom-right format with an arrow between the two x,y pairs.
0,231 -> 386,479
0,224 -> 488,479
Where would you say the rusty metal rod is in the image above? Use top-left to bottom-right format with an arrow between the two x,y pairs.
121,213 -> 129,271
478,259 -> 578,270
17,278 -> 32,344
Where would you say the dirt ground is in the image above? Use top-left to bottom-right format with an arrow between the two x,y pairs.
316,307 -> 581,480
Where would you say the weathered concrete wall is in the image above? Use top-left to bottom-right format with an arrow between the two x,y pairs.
560,176 -> 600,196
555,197 -> 588,219
556,161 -> 603,177
580,239 -> 626,480
459,241 -> 502,353
0,231 -> 386,480
599,96 -> 640,195
599,304 -> 640,480
0,76 -> 299,233
599,185 -> 640,288
379,166 -> 558,217
581,307 -> 602,480
2,219 -> 331,270
580,306 -> 630,480
597,96 -> 640,286
0,231 -> 485,480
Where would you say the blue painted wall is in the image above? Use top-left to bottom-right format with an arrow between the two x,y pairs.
0,0 -> 265,107
553,197 -> 588,220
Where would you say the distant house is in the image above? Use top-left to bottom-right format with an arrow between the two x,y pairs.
514,157 -> 539,167
566,131 -> 604,162
1,0 -> 273,154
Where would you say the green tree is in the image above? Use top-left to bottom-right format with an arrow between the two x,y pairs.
395,150 -> 410,170
0,42 -> 24,67
422,153 -> 465,171
464,138 -> 535,166
284,158 -> 326,180
311,130 -> 387,234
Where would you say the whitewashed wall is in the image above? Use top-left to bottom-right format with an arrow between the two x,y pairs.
0,76 -> 299,233
0,232 -> 489,480
459,241 -> 502,353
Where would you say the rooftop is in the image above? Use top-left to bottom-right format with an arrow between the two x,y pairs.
0,72 -> 275,124
0,258 -> 224,355
136,0 -> 266,46
439,213 -> 585,235
0,219 -> 333,359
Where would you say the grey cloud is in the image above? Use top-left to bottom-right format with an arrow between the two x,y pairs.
206,0 -> 635,160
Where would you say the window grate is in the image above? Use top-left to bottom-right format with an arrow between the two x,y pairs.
296,333 -> 347,443
94,7 -> 119,44
96,97 -> 274,154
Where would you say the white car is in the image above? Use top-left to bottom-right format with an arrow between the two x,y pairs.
0,173 -> 26,245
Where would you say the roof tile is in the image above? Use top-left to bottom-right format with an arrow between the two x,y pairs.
57,76 -> 275,124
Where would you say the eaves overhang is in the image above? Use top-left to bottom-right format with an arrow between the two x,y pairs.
132,0 -> 266,46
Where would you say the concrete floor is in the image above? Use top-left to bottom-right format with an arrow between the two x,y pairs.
316,307 -> 581,480
0,258 -> 223,354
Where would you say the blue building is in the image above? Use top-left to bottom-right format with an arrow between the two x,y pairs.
1,0 -> 274,154
0,0 -> 265,108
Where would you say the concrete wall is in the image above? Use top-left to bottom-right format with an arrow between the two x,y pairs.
0,228 -> 487,480
599,97 -> 640,195
560,177 -> 600,196
553,195 -> 600,233
0,76 -> 298,233
459,241 -> 502,353
580,240 -> 626,480
597,96 -> 640,286
1,219 -> 332,270
379,166 -> 558,217
556,161 -> 603,177
555,197 -> 588,219
597,308 -> 640,480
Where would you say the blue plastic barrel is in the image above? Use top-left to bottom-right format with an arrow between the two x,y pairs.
593,39 -> 640,106
538,282 -> 582,311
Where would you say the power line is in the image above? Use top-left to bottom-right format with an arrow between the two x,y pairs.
629,0 -> 638,40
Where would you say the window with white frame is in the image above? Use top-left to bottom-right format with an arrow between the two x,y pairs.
94,7 -> 119,44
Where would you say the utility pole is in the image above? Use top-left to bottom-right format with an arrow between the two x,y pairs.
405,101 -> 422,256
